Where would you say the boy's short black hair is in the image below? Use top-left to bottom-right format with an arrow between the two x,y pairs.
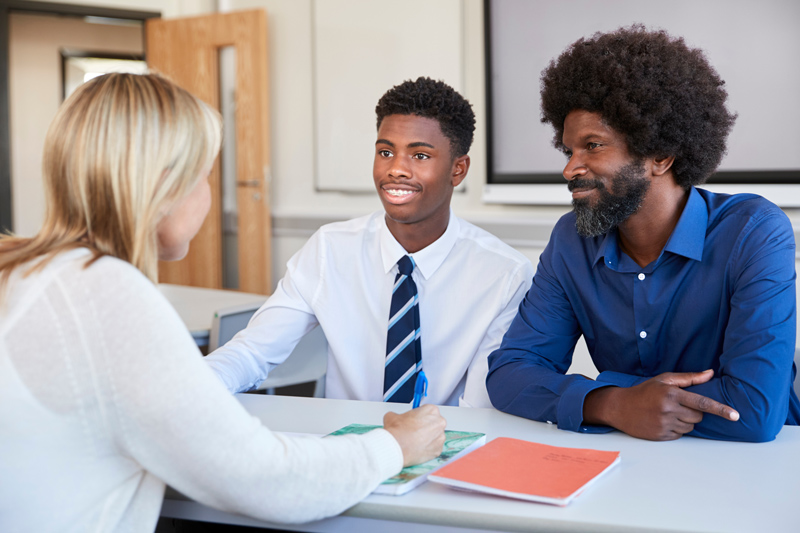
540,24 -> 737,189
376,77 -> 475,158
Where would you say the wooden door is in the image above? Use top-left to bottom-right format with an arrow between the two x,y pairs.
146,10 -> 272,294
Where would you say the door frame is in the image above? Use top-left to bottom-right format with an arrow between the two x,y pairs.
146,10 -> 273,293
0,0 -> 160,233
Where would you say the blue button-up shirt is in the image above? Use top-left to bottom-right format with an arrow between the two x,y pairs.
487,187 -> 799,442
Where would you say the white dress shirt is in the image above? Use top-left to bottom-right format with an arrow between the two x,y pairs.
205,211 -> 533,407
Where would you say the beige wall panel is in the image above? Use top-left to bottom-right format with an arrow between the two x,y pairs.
9,13 -> 143,237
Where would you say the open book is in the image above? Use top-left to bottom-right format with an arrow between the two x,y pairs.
327,423 -> 486,495
428,437 -> 620,506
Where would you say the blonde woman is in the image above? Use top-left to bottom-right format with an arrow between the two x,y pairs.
0,73 -> 445,532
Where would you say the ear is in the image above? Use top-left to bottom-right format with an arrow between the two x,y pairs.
451,155 -> 470,187
650,155 -> 675,177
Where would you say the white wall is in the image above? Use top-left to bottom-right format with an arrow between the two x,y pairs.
11,0 -> 800,379
23,0 -> 798,264
223,0 -> 570,223
216,0 -> 569,297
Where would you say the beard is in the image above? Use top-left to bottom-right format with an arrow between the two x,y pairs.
570,160 -> 650,238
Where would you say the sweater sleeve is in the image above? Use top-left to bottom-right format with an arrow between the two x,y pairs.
83,260 -> 403,524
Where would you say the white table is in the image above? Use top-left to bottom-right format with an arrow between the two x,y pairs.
158,283 -> 267,346
160,395 -> 800,532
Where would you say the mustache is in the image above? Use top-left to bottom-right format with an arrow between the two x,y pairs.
568,179 -> 605,192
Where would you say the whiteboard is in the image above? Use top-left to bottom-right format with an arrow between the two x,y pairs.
313,0 -> 464,192
488,0 -> 800,178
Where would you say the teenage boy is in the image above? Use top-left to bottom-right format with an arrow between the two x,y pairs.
487,25 -> 799,442
206,77 -> 533,407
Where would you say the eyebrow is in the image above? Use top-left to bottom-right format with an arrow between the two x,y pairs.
577,132 -> 606,142
375,139 -> 436,149
562,132 -> 607,149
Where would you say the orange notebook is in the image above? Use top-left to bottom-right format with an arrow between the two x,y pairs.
427,437 -> 620,506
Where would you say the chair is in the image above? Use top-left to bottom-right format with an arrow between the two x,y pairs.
255,326 -> 328,397
795,348 -> 800,400
208,302 -> 264,352
208,303 -> 327,397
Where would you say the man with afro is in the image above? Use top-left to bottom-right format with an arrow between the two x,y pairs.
487,25 -> 799,442
206,77 -> 532,407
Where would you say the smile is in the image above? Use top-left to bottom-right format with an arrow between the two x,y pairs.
381,185 -> 419,205
386,189 -> 416,197
571,187 -> 596,199
568,178 -> 603,200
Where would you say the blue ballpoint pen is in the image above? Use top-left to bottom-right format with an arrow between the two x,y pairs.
412,370 -> 428,408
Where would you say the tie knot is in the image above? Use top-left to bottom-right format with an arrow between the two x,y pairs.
397,255 -> 415,276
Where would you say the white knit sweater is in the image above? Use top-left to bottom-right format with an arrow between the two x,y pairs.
0,249 -> 402,532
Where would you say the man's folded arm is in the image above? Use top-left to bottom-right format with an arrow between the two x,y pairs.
592,214 -> 797,442
681,215 -> 796,442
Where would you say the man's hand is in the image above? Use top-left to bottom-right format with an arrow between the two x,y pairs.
383,404 -> 447,466
583,369 -> 739,441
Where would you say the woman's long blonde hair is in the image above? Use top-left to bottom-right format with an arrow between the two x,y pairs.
0,72 -> 222,290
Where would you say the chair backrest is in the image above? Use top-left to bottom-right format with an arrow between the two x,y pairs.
256,326 -> 328,394
794,349 -> 800,399
208,302 -> 263,352
208,302 -> 328,396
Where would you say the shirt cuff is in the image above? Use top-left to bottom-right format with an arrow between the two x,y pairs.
596,371 -> 647,388
204,353 -> 267,394
557,378 -> 616,434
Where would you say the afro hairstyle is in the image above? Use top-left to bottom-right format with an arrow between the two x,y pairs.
375,76 -> 475,158
540,24 -> 737,189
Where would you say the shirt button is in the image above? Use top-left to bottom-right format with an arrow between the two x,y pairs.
640,331 -> 647,339
638,273 -> 645,280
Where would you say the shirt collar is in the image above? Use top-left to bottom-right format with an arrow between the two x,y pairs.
592,186 -> 707,268
379,210 -> 460,280
593,229 -> 619,269
662,186 -> 707,261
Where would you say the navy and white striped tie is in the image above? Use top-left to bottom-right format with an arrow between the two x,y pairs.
383,255 -> 421,403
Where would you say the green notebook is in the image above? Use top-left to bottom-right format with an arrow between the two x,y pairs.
327,423 -> 486,495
